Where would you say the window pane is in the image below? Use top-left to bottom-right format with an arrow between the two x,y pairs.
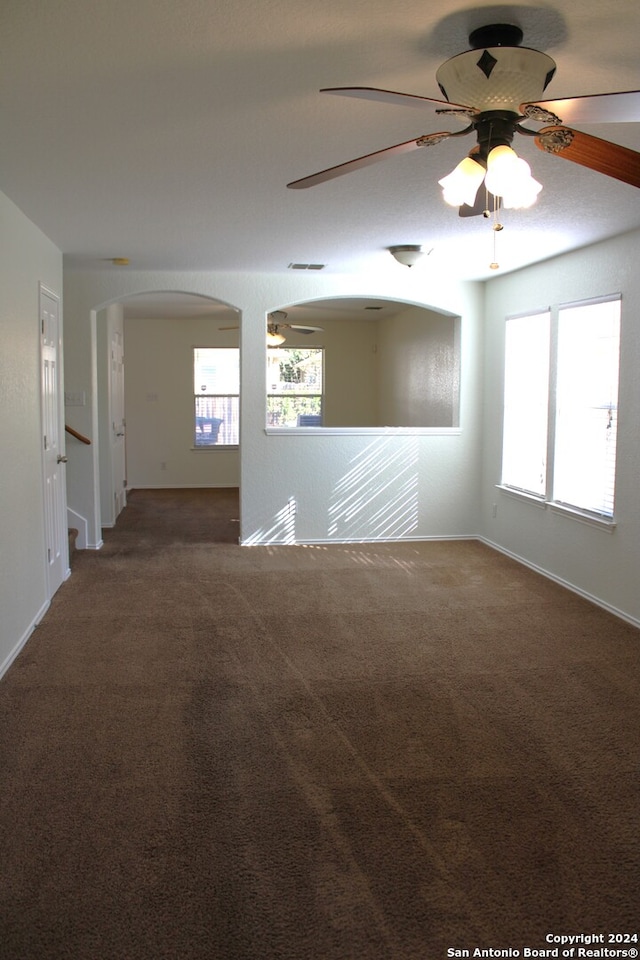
267,395 -> 322,427
553,299 -> 620,516
193,348 -> 239,446
267,347 -> 323,395
267,346 -> 324,427
194,348 -> 239,395
502,312 -> 550,496
195,396 -> 239,445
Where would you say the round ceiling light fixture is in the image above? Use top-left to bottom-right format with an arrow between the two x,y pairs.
388,245 -> 426,267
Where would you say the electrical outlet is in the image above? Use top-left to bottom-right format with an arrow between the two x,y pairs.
492,503 -> 498,518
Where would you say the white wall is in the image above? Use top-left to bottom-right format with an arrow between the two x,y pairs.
0,190 -> 63,675
98,302 -> 125,523
481,228 -> 640,625
377,305 -> 460,427
124,314 -> 240,489
63,268 -> 485,548
312,316 -> 378,427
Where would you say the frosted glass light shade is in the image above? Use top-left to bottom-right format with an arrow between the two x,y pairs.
484,146 -> 542,209
436,45 -> 556,114
439,157 -> 486,207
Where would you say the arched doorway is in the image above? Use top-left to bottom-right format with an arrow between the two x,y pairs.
95,291 -> 240,529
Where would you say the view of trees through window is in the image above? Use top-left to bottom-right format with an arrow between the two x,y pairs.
267,347 -> 324,426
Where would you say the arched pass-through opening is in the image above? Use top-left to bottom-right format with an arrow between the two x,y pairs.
92,291 -> 241,533
265,296 -> 461,432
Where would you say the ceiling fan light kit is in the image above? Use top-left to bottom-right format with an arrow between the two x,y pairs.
435,26 -> 552,212
287,21 -> 640,260
267,325 -> 287,345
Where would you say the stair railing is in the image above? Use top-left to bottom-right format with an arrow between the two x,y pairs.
65,425 -> 92,445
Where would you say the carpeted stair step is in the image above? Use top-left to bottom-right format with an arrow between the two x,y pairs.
68,527 -> 78,562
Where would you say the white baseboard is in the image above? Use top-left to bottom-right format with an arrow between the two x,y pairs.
480,536 -> 640,630
0,600 -> 50,681
127,484 -> 238,490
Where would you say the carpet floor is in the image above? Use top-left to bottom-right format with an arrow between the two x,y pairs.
1,488 -> 638,959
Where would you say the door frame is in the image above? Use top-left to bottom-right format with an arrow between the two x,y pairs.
40,282 -> 69,596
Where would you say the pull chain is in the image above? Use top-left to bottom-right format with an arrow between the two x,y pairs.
489,193 -> 502,270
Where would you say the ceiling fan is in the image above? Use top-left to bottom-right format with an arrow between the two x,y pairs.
287,24 -> 640,215
219,311 -> 324,344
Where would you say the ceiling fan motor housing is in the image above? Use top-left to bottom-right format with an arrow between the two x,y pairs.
436,25 -> 556,115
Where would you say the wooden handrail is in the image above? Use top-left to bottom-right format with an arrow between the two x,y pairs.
65,424 -> 92,445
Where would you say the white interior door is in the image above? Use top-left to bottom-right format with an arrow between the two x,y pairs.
110,324 -> 127,518
40,284 -> 68,595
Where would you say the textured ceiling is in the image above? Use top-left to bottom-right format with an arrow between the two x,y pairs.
1,0 -> 639,284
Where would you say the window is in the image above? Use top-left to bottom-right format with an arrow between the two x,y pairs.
502,311 -> 551,496
193,348 -> 239,446
267,347 -> 324,426
501,297 -> 621,519
553,299 -> 620,516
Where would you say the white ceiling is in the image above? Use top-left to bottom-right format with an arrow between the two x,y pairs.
2,0 -> 639,289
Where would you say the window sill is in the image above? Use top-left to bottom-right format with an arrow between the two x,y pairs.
191,445 -> 239,451
495,485 -> 547,508
496,485 -> 616,530
549,502 -> 616,531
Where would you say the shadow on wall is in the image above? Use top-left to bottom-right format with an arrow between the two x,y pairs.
242,437 -> 419,545
328,437 -> 419,540
243,497 -> 297,545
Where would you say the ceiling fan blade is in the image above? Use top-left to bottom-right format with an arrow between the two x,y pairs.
523,90 -> 640,124
287,132 -> 454,189
535,126 -> 640,188
286,324 -> 324,334
218,325 -> 239,330
321,86 -> 475,117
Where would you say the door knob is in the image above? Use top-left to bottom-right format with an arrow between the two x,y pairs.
57,454 -> 68,463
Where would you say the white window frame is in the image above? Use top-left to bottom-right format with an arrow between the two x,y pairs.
266,346 -> 324,428
499,295 -> 621,528
193,347 -> 239,448
501,309 -> 551,498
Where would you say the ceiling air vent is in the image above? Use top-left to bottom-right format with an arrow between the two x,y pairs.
288,262 -> 326,270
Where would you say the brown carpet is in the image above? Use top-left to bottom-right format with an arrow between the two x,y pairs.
1,488 -> 638,959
